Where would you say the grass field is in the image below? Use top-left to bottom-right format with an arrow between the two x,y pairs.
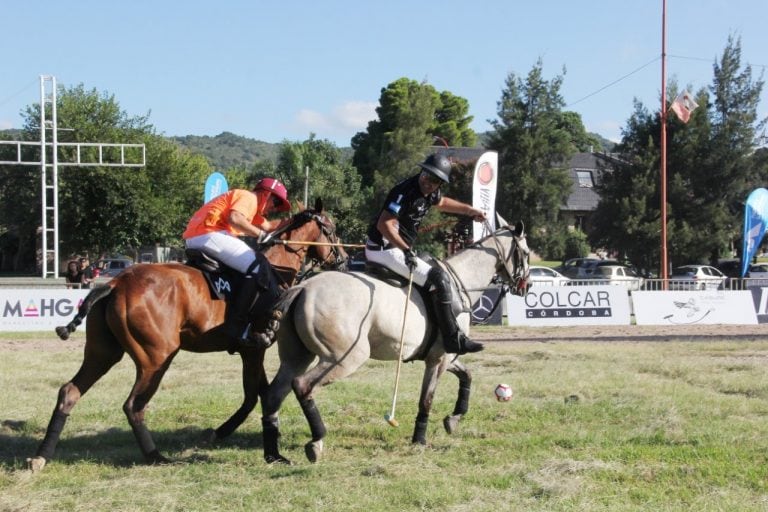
2,329 -> 768,511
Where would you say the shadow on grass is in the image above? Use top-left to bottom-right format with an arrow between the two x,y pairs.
0,419 -> 266,471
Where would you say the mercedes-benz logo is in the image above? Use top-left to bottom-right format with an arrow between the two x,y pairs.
472,294 -> 495,321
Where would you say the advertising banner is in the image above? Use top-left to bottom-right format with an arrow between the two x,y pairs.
741,188 -> 768,277
204,171 -> 229,203
472,151 -> 498,241
0,289 -> 89,331
470,287 -> 503,325
506,286 -> 631,326
746,283 -> 768,324
632,290 -> 757,325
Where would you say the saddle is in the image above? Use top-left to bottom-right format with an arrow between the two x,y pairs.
362,258 -> 467,317
360,258 -> 469,361
184,249 -> 280,305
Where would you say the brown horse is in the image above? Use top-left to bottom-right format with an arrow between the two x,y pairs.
28,201 -> 347,472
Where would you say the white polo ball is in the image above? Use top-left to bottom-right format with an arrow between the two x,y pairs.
494,383 -> 513,402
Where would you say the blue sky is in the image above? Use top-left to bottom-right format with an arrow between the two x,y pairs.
1,1 -> 766,147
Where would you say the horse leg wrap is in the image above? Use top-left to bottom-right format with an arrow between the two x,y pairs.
411,419 -> 429,445
35,409 -> 69,460
453,385 -> 471,416
261,417 -> 282,461
299,398 -> 326,442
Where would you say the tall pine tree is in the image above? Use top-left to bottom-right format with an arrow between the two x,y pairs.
486,60 -> 576,255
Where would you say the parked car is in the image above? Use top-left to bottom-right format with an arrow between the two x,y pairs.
95,258 -> 134,277
556,258 -> 600,279
590,264 -> 645,291
669,265 -> 726,290
716,259 -> 741,279
747,263 -> 768,279
347,252 -> 366,272
527,266 -> 571,287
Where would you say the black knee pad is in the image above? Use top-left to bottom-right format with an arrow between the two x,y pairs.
427,266 -> 452,302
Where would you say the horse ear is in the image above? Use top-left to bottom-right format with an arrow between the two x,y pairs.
496,212 -> 509,228
295,200 -> 306,211
314,197 -> 323,212
514,220 -> 525,237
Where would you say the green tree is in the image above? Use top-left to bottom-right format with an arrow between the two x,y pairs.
591,36 -> 766,270
559,111 -> 602,152
486,59 -> 576,256
589,101 -> 662,271
251,135 -> 370,244
351,78 -> 476,206
350,78 -> 479,258
1,84 -> 211,270
0,140 -> 39,272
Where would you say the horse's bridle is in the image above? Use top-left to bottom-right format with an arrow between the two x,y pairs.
442,222 -> 530,320
266,209 -> 347,286
486,222 -> 530,296
305,212 -> 347,271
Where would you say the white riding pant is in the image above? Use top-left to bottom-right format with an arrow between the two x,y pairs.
364,244 -> 431,287
185,231 -> 259,275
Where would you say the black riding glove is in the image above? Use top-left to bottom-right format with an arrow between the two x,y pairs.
404,248 -> 418,271
256,232 -> 276,250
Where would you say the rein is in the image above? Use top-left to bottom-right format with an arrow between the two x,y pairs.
271,240 -> 365,249
268,209 -> 348,285
442,221 -> 530,315
466,281 -> 509,324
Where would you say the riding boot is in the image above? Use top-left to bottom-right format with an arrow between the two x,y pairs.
225,275 -> 261,345
426,267 -> 484,355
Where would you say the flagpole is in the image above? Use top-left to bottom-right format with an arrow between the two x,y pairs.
660,0 -> 669,283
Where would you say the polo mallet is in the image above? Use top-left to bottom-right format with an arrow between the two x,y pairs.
384,267 -> 415,427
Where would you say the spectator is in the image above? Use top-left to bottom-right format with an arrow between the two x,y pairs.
79,257 -> 94,289
65,261 -> 82,289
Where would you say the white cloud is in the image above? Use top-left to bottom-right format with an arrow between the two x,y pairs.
0,120 -> 13,130
332,101 -> 377,130
293,100 -> 377,139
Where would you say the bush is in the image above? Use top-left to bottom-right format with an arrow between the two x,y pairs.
563,229 -> 591,260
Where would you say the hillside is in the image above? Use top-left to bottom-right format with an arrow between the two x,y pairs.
170,131 -> 281,171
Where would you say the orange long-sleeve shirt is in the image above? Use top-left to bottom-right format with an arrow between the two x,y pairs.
183,189 -> 265,239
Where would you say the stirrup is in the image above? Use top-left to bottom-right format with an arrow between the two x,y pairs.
240,310 -> 282,349
443,332 -> 484,355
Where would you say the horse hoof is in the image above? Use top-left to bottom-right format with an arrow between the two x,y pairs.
265,454 -> 292,465
55,326 -> 69,340
26,456 -> 46,473
200,428 -> 218,445
304,440 -> 323,463
443,415 -> 461,434
146,450 -> 170,465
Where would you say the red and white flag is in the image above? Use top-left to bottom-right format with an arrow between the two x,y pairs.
670,90 -> 699,123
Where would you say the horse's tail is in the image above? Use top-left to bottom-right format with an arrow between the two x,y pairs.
55,284 -> 114,340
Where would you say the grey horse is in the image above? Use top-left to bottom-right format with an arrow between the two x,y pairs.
261,218 -> 530,464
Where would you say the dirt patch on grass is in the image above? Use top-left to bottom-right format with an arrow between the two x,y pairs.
2,323 -> 767,352
0,334 -> 85,352
473,323 -> 768,343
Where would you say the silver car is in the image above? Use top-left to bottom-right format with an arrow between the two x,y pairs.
669,265 -> 726,290
590,264 -> 645,291
528,266 -> 571,287
95,258 -> 134,278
